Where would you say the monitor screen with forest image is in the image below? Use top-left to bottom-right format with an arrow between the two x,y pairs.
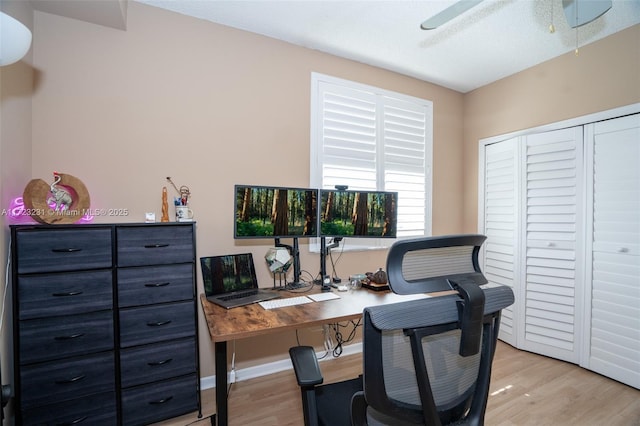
235,185 -> 318,238
320,190 -> 398,238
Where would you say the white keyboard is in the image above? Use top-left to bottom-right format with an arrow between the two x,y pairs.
259,296 -> 313,310
308,292 -> 340,302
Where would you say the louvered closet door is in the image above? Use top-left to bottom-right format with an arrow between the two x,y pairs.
587,114 -> 640,389
522,128 -> 583,363
481,137 -> 518,346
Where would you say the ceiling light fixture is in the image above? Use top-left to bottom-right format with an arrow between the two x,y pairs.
562,0 -> 612,28
563,0 -> 612,55
422,0 -> 612,34
0,11 -> 32,66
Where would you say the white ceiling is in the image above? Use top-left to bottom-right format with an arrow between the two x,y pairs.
133,0 -> 640,93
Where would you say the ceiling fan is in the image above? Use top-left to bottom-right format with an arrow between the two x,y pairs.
420,0 -> 612,30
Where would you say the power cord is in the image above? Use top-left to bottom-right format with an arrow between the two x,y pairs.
328,319 -> 361,358
228,340 -> 236,393
1,234 -> 11,335
184,413 -> 216,425
1,235 -> 11,418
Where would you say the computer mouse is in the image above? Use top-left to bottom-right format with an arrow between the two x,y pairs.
337,285 -> 349,292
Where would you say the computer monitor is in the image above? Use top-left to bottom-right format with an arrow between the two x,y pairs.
234,185 -> 318,239
319,189 -> 398,238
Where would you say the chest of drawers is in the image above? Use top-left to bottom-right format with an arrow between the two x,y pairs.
11,223 -> 200,425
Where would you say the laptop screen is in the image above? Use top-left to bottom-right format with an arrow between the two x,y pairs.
201,253 -> 259,297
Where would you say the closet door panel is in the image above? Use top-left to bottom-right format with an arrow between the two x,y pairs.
522,127 -> 583,363
481,138 -> 518,345
588,114 -> 640,389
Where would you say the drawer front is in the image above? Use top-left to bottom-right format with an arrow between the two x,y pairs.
19,310 -> 114,364
20,391 -> 117,426
20,352 -> 115,408
120,337 -> 196,388
116,225 -> 193,267
117,264 -> 194,308
18,270 -> 113,320
121,374 -> 199,426
119,301 -> 195,348
16,228 -> 112,274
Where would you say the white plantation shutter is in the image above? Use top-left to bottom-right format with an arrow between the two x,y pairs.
311,73 -> 433,247
383,98 -> 431,237
319,86 -> 378,190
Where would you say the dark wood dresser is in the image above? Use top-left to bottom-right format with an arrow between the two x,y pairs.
10,223 -> 200,425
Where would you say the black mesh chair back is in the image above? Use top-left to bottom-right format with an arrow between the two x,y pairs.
357,284 -> 513,425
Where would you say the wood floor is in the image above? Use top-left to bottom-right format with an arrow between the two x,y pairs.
155,342 -> 640,426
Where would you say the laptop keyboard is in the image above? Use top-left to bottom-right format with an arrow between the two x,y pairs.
219,289 -> 259,301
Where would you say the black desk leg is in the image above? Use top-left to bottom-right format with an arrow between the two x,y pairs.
215,341 -> 228,426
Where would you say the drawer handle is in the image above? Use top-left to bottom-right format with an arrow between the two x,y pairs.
144,243 -> 170,249
55,374 -> 86,384
54,333 -> 85,340
148,358 -> 173,366
145,282 -> 171,288
52,291 -> 83,297
147,320 -> 172,327
149,395 -> 173,405
57,416 -> 88,425
51,248 -> 83,253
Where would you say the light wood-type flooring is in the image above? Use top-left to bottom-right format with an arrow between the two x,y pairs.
154,342 -> 640,426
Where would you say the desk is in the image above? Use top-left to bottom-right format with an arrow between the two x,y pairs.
199,288 -> 430,426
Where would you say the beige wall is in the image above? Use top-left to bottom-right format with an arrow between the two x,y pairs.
28,2 -> 463,378
2,0 -> 638,389
462,24 -> 640,232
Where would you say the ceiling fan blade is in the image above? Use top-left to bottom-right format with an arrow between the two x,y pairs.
563,0 -> 612,28
420,0 -> 484,30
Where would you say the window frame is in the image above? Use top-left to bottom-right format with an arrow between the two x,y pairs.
310,72 -> 433,251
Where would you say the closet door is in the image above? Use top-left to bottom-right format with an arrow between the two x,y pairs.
480,137 -> 519,346
586,114 -> 640,389
521,127 -> 584,363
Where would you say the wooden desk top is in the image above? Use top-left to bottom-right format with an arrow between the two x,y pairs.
199,287 -> 434,343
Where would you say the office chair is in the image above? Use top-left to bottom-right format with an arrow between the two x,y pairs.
289,234 -> 514,426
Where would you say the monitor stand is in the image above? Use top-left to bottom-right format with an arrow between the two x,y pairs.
274,237 -> 304,289
320,237 -> 342,291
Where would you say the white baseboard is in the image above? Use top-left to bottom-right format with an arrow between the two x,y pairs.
200,342 -> 362,390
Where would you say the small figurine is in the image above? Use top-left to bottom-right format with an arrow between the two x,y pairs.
179,185 -> 191,206
47,171 -> 73,211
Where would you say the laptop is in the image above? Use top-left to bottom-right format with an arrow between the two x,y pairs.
201,253 -> 279,309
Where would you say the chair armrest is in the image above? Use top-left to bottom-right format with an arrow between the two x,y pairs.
289,346 -> 323,387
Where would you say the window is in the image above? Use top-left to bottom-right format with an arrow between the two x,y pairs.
310,73 -> 433,249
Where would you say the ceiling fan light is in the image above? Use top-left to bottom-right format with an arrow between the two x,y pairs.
562,0 -> 612,28
0,11 -> 32,66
